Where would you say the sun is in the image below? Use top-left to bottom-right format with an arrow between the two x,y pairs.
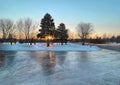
45,35 -> 54,41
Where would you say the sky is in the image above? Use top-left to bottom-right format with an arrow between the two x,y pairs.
0,0 -> 120,36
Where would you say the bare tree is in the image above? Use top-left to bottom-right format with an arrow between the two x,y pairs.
24,18 -> 32,40
17,18 -> 32,40
0,19 -> 14,39
8,24 -> 17,45
76,22 -> 93,45
0,19 -> 5,38
16,19 -> 24,39
29,22 -> 38,39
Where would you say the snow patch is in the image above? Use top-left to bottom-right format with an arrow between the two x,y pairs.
0,43 -> 100,51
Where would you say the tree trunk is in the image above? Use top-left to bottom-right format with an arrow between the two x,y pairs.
82,38 -> 85,45
61,38 -> 63,45
61,42 -> 63,45
10,41 -> 12,45
30,42 -> 32,45
82,42 -> 85,45
47,40 -> 50,47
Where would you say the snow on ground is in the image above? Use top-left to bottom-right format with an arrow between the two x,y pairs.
0,43 -> 100,51
108,42 -> 120,45
96,42 -> 120,52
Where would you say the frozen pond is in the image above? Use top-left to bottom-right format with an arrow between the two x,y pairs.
0,49 -> 120,85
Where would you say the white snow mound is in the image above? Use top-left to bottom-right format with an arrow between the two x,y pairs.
0,43 -> 100,51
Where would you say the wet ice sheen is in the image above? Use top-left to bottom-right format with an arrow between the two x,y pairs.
0,50 -> 120,85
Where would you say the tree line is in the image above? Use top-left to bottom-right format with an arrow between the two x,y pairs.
0,18 -> 37,40
0,13 -> 119,46
88,35 -> 120,44
0,13 -> 69,46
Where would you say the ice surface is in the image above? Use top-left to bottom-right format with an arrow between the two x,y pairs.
0,43 -> 100,51
0,50 -> 120,85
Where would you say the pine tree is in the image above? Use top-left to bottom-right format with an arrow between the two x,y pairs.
37,13 -> 55,46
55,23 -> 68,45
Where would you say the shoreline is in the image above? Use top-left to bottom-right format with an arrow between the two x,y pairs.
75,42 -> 120,52
95,44 -> 120,52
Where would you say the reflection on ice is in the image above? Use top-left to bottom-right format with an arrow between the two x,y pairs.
0,52 -> 15,68
33,52 -> 56,75
0,53 -> 4,66
0,50 -> 120,85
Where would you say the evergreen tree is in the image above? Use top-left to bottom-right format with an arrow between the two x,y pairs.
55,23 -> 68,45
37,13 -> 55,46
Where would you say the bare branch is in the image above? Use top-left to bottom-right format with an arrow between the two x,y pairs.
76,22 -> 93,45
0,19 -> 14,39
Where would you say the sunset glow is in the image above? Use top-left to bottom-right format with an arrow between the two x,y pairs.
0,0 -> 120,37
45,35 -> 54,41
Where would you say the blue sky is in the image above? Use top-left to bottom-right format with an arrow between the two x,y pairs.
0,0 -> 120,35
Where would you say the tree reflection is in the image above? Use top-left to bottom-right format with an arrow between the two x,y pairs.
35,52 -> 56,76
0,52 -> 5,67
56,52 -> 67,65
0,52 -> 15,67
80,52 -> 89,62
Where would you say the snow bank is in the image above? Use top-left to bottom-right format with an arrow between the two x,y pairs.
0,43 -> 100,51
108,42 -> 120,45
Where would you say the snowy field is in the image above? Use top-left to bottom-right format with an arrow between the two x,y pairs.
97,42 -> 120,46
108,42 -> 120,45
96,42 -> 120,52
0,50 -> 120,85
0,43 -> 100,51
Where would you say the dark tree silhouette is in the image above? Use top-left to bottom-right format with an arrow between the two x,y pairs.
116,35 -> 120,43
77,22 -> 93,45
37,13 -> 55,47
55,23 -> 68,45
